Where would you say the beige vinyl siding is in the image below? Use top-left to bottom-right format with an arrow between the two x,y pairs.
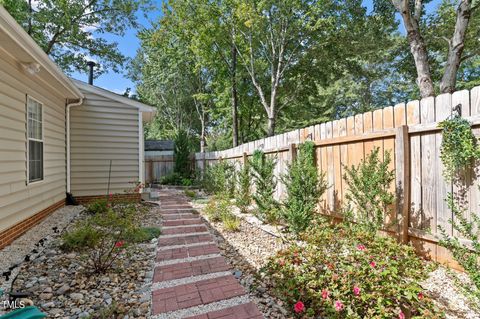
0,49 -> 67,233
70,91 -> 140,196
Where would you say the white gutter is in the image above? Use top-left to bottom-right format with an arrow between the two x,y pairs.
66,98 -> 83,193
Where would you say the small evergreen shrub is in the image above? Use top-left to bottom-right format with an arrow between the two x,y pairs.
160,172 -> 184,185
202,161 -> 236,196
184,189 -> 196,198
174,129 -> 192,178
251,150 -> 279,223
62,203 -> 146,273
263,220 -> 441,318
281,141 -> 327,234
439,115 -> 480,181
236,160 -> 252,213
439,192 -> 480,307
343,147 -> 395,232
131,226 -> 161,242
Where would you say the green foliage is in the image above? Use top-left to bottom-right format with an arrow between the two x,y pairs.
263,220 -> 441,318
184,189 -> 197,198
222,214 -> 241,232
2,0 -> 152,75
62,203 -> 147,273
160,172 -> 184,185
236,160 -> 252,214
174,129 -> 192,178
439,192 -> 480,307
439,115 -> 480,181
86,199 -> 109,215
202,161 -> 236,197
281,142 -> 327,234
251,150 -> 279,223
343,148 -> 395,232
131,227 -> 161,243
204,196 -> 231,222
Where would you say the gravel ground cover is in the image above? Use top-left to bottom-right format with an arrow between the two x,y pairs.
190,193 -> 480,319
1,203 -> 162,319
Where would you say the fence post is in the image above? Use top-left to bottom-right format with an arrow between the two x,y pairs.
395,125 -> 410,243
242,152 -> 248,164
289,143 -> 297,162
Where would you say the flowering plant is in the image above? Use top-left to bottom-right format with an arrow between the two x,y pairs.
262,220 -> 442,318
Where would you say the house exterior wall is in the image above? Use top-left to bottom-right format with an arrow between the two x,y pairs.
0,48 -> 67,236
70,91 -> 140,197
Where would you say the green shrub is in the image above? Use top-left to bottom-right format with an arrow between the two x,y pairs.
222,214 -> 241,232
263,220 -> 441,318
439,192 -> 480,307
174,129 -> 192,178
160,172 -> 183,185
202,161 -> 236,196
204,196 -> 231,222
251,150 -> 279,223
131,227 -> 161,242
184,189 -> 196,198
62,203 -> 146,273
86,199 -> 109,215
181,178 -> 193,186
439,115 -> 480,181
281,141 -> 327,235
343,147 -> 395,232
236,160 -> 252,214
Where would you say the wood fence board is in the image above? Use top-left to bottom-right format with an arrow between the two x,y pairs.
326,121 -> 334,211
320,123 -> 328,209
407,100 -> 422,229
346,116 -> 355,169
332,120 -> 341,211
470,88 -> 480,228
383,106 -> 395,225
338,118 -> 348,206
363,111 -> 374,156
372,109 -> 384,156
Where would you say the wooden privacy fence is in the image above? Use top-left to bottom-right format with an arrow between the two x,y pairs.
145,153 -> 175,183
195,86 -> 480,266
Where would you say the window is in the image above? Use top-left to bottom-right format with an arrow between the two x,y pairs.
27,97 -> 43,183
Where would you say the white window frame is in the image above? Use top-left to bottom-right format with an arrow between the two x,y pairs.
26,96 -> 44,184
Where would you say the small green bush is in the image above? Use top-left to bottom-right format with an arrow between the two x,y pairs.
181,178 -> 193,186
184,189 -> 197,198
86,199 -> 109,215
439,192 -> 480,307
160,172 -> 183,185
202,161 -> 236,196
131,227 -> 161,242
204,196 -> 231,222
62,203 -> 146,273
222,214 -> 241,232
281,141 -> 327,235
263,220 -> 441,318
236,160 -> 252,214
251,150 -> 279,223
343,147 -> 395,232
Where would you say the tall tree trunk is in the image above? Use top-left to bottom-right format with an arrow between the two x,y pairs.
440,0 -> 472,93
200,110 -> 206,153
393,0 -> 435,98
231,43 -> 239,147
267,116 -> 275,137
28,0 -> 32,35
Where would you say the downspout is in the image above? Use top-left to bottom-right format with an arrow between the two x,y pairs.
66,98 -> 83,194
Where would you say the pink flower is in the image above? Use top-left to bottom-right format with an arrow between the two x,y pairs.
357,244 -> 366,251
334,300 -> 344,312
114,241 -> 124,248
418,292 -> 424,300
321,289 -> 329,299
398,311 -> 405,319
353,286 -> 360,296
278,259 -> 285,266
294,301 -> 304,313
369,261 -> 376,268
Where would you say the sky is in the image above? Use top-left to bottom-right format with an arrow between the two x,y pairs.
70,0 -> 443,95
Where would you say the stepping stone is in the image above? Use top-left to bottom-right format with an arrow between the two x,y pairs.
153,256 -> 230,282
160,209 -> 198,215
163,214 -> 199,220
151,275 -> 245,315
162,226 -> 208,235
184,302 -> 263,319
158,234 -> 214,247
156,244 -> 220,262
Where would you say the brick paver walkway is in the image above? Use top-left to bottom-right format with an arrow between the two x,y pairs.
151,190 -> 263,319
